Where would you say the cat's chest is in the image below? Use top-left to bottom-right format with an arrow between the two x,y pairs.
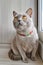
17,34 -> 33,52
18,34 -> 33,43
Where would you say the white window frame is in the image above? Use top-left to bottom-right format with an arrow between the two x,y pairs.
38,0 -> 43,42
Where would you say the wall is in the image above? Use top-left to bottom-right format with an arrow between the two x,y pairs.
0,0 -> 37,43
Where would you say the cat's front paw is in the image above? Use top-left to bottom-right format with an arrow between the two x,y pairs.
23,57 -> 29,63
31,56 -> 36,61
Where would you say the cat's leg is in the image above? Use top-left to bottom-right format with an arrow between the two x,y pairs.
31,41 -> 39,61
8,37 -> 21,60
8,49 -> 21,60
16,43 -> 28,63
16,35 -> 29,63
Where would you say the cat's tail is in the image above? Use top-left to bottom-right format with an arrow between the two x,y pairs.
8,49 -> 22,60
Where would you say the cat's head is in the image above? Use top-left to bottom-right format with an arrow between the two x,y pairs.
13,8 -> 33,31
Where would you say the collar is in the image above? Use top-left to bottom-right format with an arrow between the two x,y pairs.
17,31 -> 33,37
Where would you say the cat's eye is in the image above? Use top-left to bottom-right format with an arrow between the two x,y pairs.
22,15 -> 27,21
14,16 -> 18,21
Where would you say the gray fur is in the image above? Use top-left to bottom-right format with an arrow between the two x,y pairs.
8,9 -> 39,63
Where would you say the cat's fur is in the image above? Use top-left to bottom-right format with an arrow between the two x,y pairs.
8,8 -> 39,63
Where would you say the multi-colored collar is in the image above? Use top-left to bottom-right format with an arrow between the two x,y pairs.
17,31 -> 33,37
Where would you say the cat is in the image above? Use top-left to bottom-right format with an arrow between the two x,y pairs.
8,8 -> 39,63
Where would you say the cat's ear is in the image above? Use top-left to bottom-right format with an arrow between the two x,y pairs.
13,11 -> 17,17
26,8 -> 32,17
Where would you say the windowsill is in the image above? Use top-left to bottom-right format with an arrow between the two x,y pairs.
38,30 -> 43,42
38,40 -> 43,60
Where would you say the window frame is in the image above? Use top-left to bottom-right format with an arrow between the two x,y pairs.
38,0 -> 43,42
38,0 -> 43,31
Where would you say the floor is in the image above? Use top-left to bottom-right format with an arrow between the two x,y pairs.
0,55 -> 43,65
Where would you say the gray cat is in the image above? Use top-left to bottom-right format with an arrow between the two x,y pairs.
8,8 -> 39,63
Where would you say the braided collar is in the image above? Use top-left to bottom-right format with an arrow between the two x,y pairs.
17,31 -> 33,37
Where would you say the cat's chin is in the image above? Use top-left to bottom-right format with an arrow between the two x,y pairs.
16,27 -> 27,31
17,29 -> 26,32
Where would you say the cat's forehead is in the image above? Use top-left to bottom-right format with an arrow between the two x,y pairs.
15,13 -> 28,17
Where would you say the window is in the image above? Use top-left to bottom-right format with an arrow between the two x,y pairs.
42,0 -> 43,31
38,0 -> 43,42
38,0 -> 43,31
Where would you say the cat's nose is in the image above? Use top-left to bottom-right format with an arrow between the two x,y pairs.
18,20 -> 21,22
18,20 -> 22,26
